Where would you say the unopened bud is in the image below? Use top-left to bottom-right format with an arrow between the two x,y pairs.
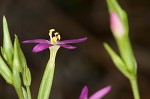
110,12 -> 125,37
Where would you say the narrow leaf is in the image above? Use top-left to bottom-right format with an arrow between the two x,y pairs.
14,35 -> 31,87
2,16 -> 14,68
103,43 -> 131,78
0,55 -> 12,84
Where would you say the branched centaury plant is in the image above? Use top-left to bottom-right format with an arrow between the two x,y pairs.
22,29 -> 87,99
104,0 -> 140,99
0,16 -> 31,99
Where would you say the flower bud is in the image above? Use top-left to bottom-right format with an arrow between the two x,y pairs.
110,12 -> 125,37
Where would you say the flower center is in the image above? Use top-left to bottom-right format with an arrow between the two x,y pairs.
49,29 -> 61,44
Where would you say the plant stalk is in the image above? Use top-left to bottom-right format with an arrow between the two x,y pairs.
129,77 -> 140,99
13,71 -> 24,99
37,46 -> 59,99
27,86 -> 31,99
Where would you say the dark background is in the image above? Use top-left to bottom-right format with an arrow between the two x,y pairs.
0,0 -> 150,99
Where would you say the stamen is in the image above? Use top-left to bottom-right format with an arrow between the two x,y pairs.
49,29 -> 55,38
48,29 -> 61,44
54,32 -> 59,35
57,35 -> 61,40
54,32 -> 61,40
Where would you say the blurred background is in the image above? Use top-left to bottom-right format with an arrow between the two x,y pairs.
0,0 -> 150,99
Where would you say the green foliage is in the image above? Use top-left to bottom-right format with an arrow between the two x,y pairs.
106,0 -> 137,75
105,0 -> 140,99
0,56 -> 12,84
1,16 -> 14,69
104,43 -> 132,79
0,16 -> 31,99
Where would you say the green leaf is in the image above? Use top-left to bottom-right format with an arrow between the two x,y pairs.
1,16 -> 14,68
0,55 -> 12,84
13,35 -> 24,99
103,43 -> 132,79
14,35 -> 27,71
13,35 -> 22,72
13,35 -> 31,87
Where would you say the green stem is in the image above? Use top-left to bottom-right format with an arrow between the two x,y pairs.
37,46 -> 60,99
26,86 -> 31,99
13,71 -> 24,99
129,77 -> 140,99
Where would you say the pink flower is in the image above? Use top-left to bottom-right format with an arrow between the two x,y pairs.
22,29 -> 87,52
79,85 -> 111,99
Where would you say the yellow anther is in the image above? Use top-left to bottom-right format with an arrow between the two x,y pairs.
57,35 -> 61,40
49,29 -> 61,44
54,32 -> 59,35
49,29 -> 55,37
54,32 -> 61,40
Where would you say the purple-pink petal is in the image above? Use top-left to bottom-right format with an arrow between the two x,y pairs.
58,44 -> 77,49
22,39 -> 49,44
89,85 -> 111,99
60,37 -> 87,44
32,43 -> 52,53
79,86 -> 88,99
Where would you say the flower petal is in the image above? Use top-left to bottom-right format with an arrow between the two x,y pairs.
89,85 -> 111,99
32,43 -> 52,53
60,37 -> 87,44
58,44 -> 77,49
22,39 -> 49,44
79,86 -> 88,99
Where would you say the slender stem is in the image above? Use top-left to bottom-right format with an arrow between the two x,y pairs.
13,71 -> 24,99
129,77 -> 140,99
37,46 -> 59,99
26,86 -> 32,99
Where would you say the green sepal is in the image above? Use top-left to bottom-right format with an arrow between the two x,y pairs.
0,55 -> 12,84
103,43 -> 132,79
1,16 -> 14,68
